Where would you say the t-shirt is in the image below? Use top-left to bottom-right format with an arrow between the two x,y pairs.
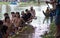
26,13 -> 31,19
56,0 -> 60,16
22,13 -> 31,22
22,14 -> 27,21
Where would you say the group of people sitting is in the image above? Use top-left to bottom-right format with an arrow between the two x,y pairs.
0,7 -> 36,38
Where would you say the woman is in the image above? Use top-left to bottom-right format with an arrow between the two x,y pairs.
11,12 -> 16,23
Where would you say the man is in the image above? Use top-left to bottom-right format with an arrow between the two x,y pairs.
25,9 -> 32,21
4,16 -> 13,36
30,7 -> 36,19
46,0 -> 60,38
49,9 -> 54,23
55,0 -> 60,38
3,13 -> 9,20
43,7 -> 50,24
3,13 -> 9,26
14,12 -> 21,28
21,11 -> 25,17
11,12 -> 16,23
4,13 -> 9,17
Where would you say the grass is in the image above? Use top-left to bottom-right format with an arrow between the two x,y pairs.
9,24 -> 35,38
0,2 -> 45,6
19,2 -> 39,7
19,2 -> 46,7
0,2 -> 10,5
43,22 -> 56,38
10,22 -> 56,38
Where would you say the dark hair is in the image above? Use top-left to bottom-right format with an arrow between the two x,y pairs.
16,12 -> 20,15
0,20 -> 3,25
4,13 -> 8,16
11,12 -> 15,14
16,12 -> 20,18
5,16 -> 10,22
25,9 -> 28,12
31,6 -> 33,8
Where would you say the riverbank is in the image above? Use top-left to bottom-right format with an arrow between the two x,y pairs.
0,2 -> 9,5
43,22 -> 56,38
0,2 -> 45,6
8,24 -> 35,38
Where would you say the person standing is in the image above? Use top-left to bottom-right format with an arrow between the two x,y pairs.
43,7 -> 50,24
46,0 -> 60,38
55,0 -> 60,38
30,7 -> 36,19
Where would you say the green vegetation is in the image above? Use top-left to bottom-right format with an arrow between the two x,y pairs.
9,24 -> 35,38
19,2 -> 38,7
0,2 -> 45,6
0,2 -> 10,5
19,2 -> 45,7
43,22 -> 56,38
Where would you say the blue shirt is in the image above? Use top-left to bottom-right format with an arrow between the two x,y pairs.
55,0 -> 60,25
56,0 -> 60,16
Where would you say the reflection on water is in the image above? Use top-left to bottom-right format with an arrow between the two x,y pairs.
0,3 -> 52,38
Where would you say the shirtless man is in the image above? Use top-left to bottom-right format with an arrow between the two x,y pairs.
3,13 -> 9,24
4,13 -> 9,18
11,12 -> 16,23
4,16 -> 13,37
43,7 -> 50,17
43,7 -> 50,24
14,12 -> 23,33
14,12 -> 21,27
30,7 -> 36,19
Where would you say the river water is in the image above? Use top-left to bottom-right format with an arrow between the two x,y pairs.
0,3 -> 53,38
